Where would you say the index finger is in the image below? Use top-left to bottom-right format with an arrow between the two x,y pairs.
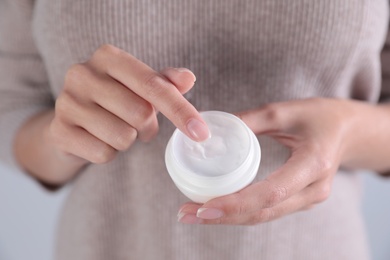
91,44 -> 209,142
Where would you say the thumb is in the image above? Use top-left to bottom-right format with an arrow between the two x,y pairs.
236,104 -> 292,135
160,67 -> 196,94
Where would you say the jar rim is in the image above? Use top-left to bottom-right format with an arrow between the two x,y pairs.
165,111 -> 261,198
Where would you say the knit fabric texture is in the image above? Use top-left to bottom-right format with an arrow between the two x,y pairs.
1,0 -> 389,259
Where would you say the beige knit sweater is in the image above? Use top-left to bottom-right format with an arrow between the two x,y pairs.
1,0 -> 390,259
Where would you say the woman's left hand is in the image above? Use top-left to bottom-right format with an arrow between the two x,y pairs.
177,98 -> 383,225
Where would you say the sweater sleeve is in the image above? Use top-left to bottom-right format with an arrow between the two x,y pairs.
380,25 -> 390,103
0,0 -> 54,171
379,26 -> 390,177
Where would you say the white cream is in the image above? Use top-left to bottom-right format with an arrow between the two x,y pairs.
174,114 -> 250,176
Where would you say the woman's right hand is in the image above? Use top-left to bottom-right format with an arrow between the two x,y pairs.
47,44 -> 209,165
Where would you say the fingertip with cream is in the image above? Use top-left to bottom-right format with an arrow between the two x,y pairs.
186,118 -> 210,142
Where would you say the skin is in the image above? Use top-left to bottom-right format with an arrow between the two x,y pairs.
14,44 -> 210,185
13,45 -> 390,225
178,99 -> 390,224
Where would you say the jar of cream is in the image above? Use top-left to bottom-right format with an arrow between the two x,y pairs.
165,111 -> 261,203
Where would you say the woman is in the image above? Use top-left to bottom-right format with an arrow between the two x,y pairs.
1,0 -> 389,259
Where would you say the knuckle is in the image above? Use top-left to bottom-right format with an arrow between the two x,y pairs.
94,44 -> 120,59
306,147 -> 335,178
249,209 -> 273,225
308,154 -> 335,181
232,192 -> 248,216
170,99 -> 191,119
55,92 -> 82,123
135,103 -> 155,125
47,119 -> 65,146
64,64 -> 88,87
263,104 -> 282,125
54,95 -> 66,114
264,185 -> 287,208
315,183 -> 331,203
148,121 -> 159,139
55,93 -> 73,117
143,74 -> 170,99
91,145 -> 116,164
129,103 -> 159,141
139,120 -> 159,142
317,156 -> 334,173
115,127 -> 137,151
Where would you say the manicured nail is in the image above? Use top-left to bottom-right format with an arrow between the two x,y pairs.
174,68 -> 196,83
186,118 -> 210,141
178,213 -> 203,224
177,210 -> 186,219
196,208 -> 224,220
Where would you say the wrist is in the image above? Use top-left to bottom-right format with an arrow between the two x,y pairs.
15,110 -> 88,185
338,100 -> 390,171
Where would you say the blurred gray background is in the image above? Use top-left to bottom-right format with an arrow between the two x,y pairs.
1,163 -> 390,260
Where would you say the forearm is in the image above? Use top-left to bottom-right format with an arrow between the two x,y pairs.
14,110 -> 88,185
341,100 -> 390,174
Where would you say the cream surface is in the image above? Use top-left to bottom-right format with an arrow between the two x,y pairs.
173,112 -> 251,177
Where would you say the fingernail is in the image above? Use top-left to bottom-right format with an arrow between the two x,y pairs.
186,118 -> 210,141
177,210 -> 186,219
178,213 -> 203,224
174,68 -> 196,82
196,208 -> 224,220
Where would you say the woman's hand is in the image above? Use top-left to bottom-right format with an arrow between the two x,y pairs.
47,44 -> 209,164
15,44 -> 209,185
177,98 -> 390,225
